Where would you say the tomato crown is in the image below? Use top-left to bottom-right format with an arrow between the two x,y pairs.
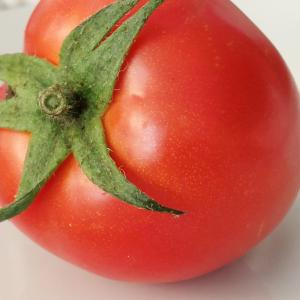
0,0 -> 183,222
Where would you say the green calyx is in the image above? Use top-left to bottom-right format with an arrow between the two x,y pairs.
0,0 -> 183,222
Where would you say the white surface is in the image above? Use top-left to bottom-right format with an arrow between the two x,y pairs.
0,0 -> 37,9
0,2 -> 300,300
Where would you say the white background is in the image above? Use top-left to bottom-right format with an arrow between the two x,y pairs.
0,1 -> 300,299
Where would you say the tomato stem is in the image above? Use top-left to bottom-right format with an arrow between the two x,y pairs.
38,84 -> 75,118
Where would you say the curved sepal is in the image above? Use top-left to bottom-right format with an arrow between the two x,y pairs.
0,54 -> 57,96
87,0 -> 164,111
0,184 -> 43,222
0,96 -> 39,131
67,118 -> 183,215
59,0 -> 163,114
0,126 -> 70,222
60,0 -> 139,69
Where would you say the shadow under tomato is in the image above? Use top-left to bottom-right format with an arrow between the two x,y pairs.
1,199 -> 299,300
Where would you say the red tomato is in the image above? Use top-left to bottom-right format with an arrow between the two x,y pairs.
0,85 -> 6,99
1,0 -> 300,282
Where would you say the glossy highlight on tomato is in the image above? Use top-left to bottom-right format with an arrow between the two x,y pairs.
1,0 -> 300,282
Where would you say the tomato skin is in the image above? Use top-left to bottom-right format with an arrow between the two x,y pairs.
1,0 -> 300,282
0,85 -> 5,99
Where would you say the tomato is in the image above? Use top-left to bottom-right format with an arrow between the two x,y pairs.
0,84 -> 6,99
1,0 -> 300,282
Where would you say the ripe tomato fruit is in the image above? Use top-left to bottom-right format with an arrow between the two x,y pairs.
1,0 -> 300,282
0,85 -> 6,99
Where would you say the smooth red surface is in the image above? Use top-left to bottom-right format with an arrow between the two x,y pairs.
1,0 -> 300,282
0,86 -> 4,98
